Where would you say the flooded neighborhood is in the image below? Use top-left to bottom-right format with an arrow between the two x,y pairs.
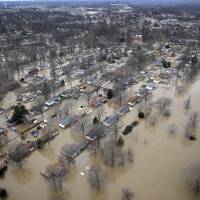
0,0 -> 200,200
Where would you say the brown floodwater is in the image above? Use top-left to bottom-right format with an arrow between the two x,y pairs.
1,77 -> 200,200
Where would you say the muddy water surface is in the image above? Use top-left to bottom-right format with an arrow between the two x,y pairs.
1,78 -> 200,200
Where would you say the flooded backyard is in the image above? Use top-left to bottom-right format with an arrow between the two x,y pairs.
1,76 -> 200,200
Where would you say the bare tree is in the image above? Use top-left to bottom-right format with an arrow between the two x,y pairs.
113,83 -> 124,106
93,124 -> 105,149
50,57 -> 57,81
59,143 -> 76,167
184,96 -> 191,112
122,188 -> 135,200
0,134 -> 8,147
41,81 -> 51,100
8,143 -> 26,168
76,116 -> 90,140
127,146 -> 134,163
168,124 -> 177,134
87,164 -> 106,191
148,114 -> 157,126
46,163 -> 67,191
34,98 -> 45,121
102,140 -> 122,167
112,119 -> 123,140
156,97 -> 172,114
184,112 -> 199,139
96,106 -> 105,123
62,100 -> 74,117
189,112 -> 199,131
186,164 -> 200,197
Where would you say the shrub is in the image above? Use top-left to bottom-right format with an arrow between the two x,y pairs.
107,89 -> 113,99
12,104 -> 27,124
93,117 -> 99,124
61,79 -> 65,86
138,112 -> 145,119
0,188 -> 7,199
117,136 -> 124,147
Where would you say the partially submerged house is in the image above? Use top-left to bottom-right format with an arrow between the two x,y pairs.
14,141 -> 37,158
45,96 -> 60,106
27,76 -> 46,89
76,106 -> 93,117
102,113 -> 121,127
127,96 -> 140,106
137,87 -> 151,99
117,105 -> 130,116
41,162 -> 67,179
85,125 -> 105,141
61,143 -> 87,160
89,95 -> 107,108
59,115 -> 78,129
37,129 -> 59,147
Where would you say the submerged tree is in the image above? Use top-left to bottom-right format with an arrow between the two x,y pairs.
0,188 -> 7,199
122,188 -> 135,200
168,123 -> 177,134
184,112 -> 199,139
59,143 -> 76,167
34,98 -> 45,121
76,116 -> 90,140
184,96 -> 191,112
8,143 -> 26,168
156,97 -> 172,115
112,119 -> 123,140
46,163 -> 67,192
186,164 -> 200,197
102,140 -> 122,167
127,146 -> 134,163
41,81 -> 51,100
87,164 -> 106,191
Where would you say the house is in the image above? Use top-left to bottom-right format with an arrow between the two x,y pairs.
6,118 -> 17,127
28,68 -> 38,77
61,143 -> 87,160
18,141 -> 37,158
37,129 -> 59,146
40,162 -> 67,179
60,88 -> 80,99
77,106 -> 93,117
85,125 -> 105,141
45,96 -> 60,106
76,83 -> 98,95
137,87 -> 151,98
117,105 -> 130,116
102,113 -> 121,127
127,96 -> 140,106
28,76 -> 46,88
89,95 -> 107,108
59,115 -> 78,129
146,83 -> 157,91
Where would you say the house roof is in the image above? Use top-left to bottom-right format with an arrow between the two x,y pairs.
59,115 -> 77,128
86,125 -> 105,140
103,113 -> 121,126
